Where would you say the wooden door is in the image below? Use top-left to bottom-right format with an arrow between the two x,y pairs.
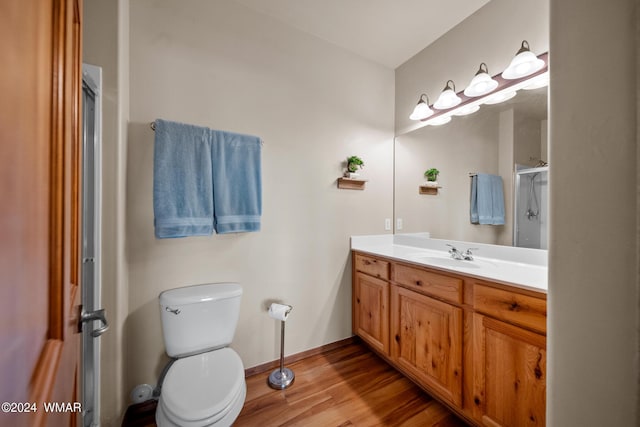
0,0 -> 83,426
390,286 -> 462,406
353,272 -> 389,355
472,314 -> 546,426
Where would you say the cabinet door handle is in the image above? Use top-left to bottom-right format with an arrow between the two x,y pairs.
415,280 -> 423,287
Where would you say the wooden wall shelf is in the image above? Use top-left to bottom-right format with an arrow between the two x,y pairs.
337,177 -> 367,190
419,185 -> 440,195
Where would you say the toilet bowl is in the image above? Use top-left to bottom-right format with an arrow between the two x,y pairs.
156,283 -> 246,427
156,348 -> 246,427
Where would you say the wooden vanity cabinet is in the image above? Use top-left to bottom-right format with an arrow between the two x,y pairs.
390,285 -> 463,405
470,282 -> 547,426
472,313 -> 546,426
353,254 -> 390,355
351,251 -> 547,427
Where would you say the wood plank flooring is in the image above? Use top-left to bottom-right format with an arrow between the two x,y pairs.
121,341 -> 468,427
235,341 -> 468,427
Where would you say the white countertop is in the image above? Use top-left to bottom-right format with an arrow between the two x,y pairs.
351,234 -> 548,293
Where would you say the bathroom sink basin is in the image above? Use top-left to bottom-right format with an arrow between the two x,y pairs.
416,256 -> 481,269
405,251 -> 498,270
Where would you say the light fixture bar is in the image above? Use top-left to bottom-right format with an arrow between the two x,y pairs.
413,52 -> 548,128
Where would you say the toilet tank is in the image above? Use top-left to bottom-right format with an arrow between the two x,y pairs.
159,282 -> 242,358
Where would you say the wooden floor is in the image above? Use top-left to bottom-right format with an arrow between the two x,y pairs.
122,341 -> 468,427
236,341 -> 466,427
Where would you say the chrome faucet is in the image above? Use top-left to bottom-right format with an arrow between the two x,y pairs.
447,244 -> 478,261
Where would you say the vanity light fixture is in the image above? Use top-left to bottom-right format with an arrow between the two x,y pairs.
483,90 -> 517,105
522,72 -> 549,90
405,50 -> 548,133
463,63 -> 499,97
409,94 -> 434,121
433,80 -> 462,110
452,104 -> 480,116
426,115 -> 452,126
502,40 -> 545,80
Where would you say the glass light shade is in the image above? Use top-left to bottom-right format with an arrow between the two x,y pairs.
409,95 -> 433,121
502,41 -> 545,80
452,104 -> 480,116
464,64 -> 498,97
483,90 -> 517,105
434,89 -> 461,110
427,115 -> 452,126
523,73 -> 549,90
434,80 -> 461,110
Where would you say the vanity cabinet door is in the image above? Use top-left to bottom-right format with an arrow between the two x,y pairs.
353,272 -> 389,355
472,313 -> 546,427
391,286 -> 462,406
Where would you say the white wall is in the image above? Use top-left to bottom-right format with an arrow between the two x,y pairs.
548,0 -> 639,425
125,0 -> 394,410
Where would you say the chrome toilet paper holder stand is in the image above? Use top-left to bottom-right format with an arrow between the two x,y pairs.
268,304 -> 295,389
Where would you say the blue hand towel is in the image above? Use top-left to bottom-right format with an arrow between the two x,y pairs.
153,119 -> 214,238
210,130 -> 262,234
489,174 -> 505,225
470,173 -> 505,225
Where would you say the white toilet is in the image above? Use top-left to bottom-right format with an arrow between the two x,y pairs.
156,283 -> 246,427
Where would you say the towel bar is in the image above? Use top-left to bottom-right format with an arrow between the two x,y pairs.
149,121 -> 264,145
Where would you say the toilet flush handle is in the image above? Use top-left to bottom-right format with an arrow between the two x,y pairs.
165,306 -> 180,315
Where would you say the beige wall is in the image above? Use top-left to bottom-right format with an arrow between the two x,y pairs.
83,0 -> 129,425
124,0 -> 394,414
548,0 -> 639,425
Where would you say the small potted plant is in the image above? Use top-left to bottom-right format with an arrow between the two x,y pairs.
345,156 -> 365,178
424,168 -> 439,187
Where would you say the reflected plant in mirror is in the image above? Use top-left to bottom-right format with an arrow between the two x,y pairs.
395,86 -> 548,248
345,155 -> 364,178
424,168 -> 440,188
424,168 -> 439,182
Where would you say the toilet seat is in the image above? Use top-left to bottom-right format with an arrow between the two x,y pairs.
157,347 -> 246,427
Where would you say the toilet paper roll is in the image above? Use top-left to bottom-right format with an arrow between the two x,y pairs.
268,303 -> 292,321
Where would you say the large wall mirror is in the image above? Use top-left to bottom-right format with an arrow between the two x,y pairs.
394,85 -> 548,248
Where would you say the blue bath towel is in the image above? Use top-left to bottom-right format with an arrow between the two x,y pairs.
470,173 -> 505,225
153,119 -> 214,238
210,130 -> 262,234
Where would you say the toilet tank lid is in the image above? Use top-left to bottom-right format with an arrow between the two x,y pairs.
159,283 -> 242,306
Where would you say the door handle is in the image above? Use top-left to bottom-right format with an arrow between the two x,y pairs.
78,306 -> 109,337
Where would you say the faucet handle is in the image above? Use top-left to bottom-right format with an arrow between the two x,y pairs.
463,247 -> 479,261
